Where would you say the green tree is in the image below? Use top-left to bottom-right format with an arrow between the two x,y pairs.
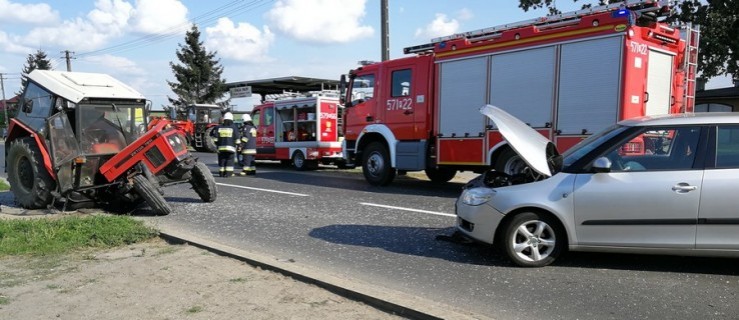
167,24 -> 227,107
17,49 -> 53,96
517,0 -> 739,83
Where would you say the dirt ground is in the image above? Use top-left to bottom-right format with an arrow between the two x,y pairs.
0,234 -> 403,320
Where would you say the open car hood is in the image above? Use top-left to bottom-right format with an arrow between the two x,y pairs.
480,105 -> 559,177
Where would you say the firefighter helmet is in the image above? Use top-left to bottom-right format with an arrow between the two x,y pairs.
242,114 -> 252,122
223,112 -> 234,121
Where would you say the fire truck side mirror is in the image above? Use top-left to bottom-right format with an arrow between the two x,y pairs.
339,74 -> 347,106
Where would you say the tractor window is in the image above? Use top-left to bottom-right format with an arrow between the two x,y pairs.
78,104 -> 133,155
22,82 -> 53,118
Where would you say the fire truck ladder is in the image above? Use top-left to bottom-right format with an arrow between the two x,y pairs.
405,0 -> 671,54
682,23 -> 700,112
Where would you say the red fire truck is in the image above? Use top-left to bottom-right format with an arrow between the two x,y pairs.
250,91 -> 347,170
341,0 -> 699,185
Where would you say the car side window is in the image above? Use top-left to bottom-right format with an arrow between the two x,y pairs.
715,126 -> 739,168
391,69 -> 411,97
602,126 -> 701,172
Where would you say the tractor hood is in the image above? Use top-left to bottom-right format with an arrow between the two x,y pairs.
480,105 -> 560,177
28,70 -> 145,104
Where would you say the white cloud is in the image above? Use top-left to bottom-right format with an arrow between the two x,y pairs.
415,13 -> 459,40
0,0 -> 59,25
457,8 -> 473,21
0,31 -> 32,54
205,17 -> 274,63
82,54 -> 145,76
130,0 -> 189,34
265,0 -> 373,44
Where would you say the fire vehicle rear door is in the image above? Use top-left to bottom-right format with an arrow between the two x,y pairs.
47,112 -> 83,194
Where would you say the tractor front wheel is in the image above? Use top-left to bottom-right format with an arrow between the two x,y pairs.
6,137 -> 56,209
132,174 -> 172,215
190,162 -> 217,202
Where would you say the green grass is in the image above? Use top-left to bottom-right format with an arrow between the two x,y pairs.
0,179 -> 9,191
0,215 -> 158,257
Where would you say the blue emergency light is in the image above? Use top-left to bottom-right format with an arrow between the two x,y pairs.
612,9 -> 630,18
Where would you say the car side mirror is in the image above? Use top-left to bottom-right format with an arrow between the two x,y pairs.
22,99 -> 33,113
592,157 -> 612,173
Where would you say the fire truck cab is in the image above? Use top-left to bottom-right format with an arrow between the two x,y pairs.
342,0 -> 699,186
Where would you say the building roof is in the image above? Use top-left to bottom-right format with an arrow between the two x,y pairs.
696,86 -> 739,99
226,76 -> 339,96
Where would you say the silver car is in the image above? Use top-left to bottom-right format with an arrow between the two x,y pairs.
456,105 -> 739,267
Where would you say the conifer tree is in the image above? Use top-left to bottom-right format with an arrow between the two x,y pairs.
167,24 -> 227,108
17,50 -> 52,96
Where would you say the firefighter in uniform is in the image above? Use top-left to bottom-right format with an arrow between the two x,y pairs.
211,112 -> 240,177
239,113 -> 257,176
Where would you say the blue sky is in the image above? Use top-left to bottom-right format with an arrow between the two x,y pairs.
0,0 -> 733,111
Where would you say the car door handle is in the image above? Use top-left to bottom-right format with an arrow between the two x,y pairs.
403,110 -> 414,115
672,183 -> 697,193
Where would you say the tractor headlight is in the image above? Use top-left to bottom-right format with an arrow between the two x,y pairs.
461,188 -> 496,206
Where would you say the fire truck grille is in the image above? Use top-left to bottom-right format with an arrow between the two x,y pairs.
145,147 -> 167,168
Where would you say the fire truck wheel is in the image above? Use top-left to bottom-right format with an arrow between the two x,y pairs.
494,147 -> 527,175
190,162 -> 217,202
203,127 -> 218,153
292,151 -> 318,171
424,167 -> 457,183
6,137 -> 56,209
132,174 -> 172,216
362,142 -> 396,186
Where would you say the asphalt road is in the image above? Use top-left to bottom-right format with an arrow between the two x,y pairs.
4,145 -> 739,319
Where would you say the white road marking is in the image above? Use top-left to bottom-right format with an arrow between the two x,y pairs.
360,202 -> 455,218
217,183 -> 310,197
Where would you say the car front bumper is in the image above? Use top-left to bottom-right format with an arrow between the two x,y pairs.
455,197 -> 505,245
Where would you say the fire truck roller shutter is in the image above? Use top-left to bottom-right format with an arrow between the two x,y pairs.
438,56 -> 488,137
556,36 -> 623,135
488,46 -> 556,128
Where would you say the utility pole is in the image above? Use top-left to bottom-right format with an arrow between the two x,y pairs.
0,73 -> 8,131
62,50 -> 75,71
381,0 -> 389,61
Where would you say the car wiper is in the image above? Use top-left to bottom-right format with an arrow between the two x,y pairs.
111,103 -> 130,144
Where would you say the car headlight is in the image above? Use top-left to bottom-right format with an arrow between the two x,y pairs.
461,188 -> 496,206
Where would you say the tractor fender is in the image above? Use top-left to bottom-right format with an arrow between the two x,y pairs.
6,118 -> 56,179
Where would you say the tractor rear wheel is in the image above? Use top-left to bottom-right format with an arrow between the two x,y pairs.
132,174 -> 172,216
6,137 -> 56,209
203,127 -> 218,153
190,162 -> 217,202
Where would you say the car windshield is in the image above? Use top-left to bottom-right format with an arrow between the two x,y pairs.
561,124 -> 629,169
78,102 -> 147,155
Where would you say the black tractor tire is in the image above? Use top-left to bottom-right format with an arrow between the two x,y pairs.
190,162 -> 217,202
203,127 -> 218,153
424,167 -> 457,183
132,174 -> 172,216
362,142 -> 396,186
6,137 -> 56,209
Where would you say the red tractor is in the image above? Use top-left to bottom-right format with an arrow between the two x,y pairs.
149,104 -> 221,152
5,70 -> 217,215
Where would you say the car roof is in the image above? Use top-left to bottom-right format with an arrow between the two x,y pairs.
619,112 -> 739,127
28,70 -> 145,104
